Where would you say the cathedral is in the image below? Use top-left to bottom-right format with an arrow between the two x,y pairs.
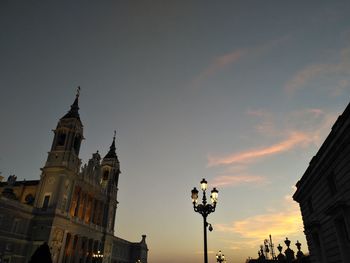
0,91 -> 148,263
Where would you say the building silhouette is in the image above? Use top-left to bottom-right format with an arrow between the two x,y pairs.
0,91 -> 148,263
293,101 -> 350,262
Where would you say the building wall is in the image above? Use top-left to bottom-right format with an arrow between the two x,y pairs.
0,196 -> 34,263
294,102 -> 350,263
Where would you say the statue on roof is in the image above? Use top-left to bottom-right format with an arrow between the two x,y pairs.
7,174 -> 17,186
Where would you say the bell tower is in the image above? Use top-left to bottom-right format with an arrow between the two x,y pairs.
34,88 -> 84,210
46,87 -> 83,171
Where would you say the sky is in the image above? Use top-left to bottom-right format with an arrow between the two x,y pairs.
1,1 -> 350,262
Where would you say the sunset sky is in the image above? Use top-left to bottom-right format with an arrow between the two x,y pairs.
1,1 -> 350,262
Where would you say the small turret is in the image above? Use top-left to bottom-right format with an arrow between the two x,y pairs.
100,132 -> 121,232
101,131 -> 120,187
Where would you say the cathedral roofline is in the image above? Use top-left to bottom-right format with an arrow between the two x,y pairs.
0,179 -> 40,187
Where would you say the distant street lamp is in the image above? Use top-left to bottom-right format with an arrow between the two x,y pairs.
216,250 -> 226,263
191,178 -> 219,263
92,250 -> 103,263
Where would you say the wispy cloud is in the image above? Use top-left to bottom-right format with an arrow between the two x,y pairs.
208,131 -> 313,167
208,108 -> 337,167
216,195 -> 303,248
191,49 -> 247,89
191,36 -> 290,89
285,46 -> 350,94
211,175 -> 266,187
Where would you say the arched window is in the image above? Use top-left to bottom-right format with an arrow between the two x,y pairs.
57,132 -> 66,146
103,170 -> 109,181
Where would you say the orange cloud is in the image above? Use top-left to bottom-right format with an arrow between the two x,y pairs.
208,108 -> 337,167
285,63 -> 330,94
216,195 -> 303,246
208,132 -> 313,167
191,49 -> 247,88
211,175 -> 266,187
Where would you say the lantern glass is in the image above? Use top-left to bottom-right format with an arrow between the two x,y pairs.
200,178 -> 208,191
191,187 -> 199,203
211,187 -> 218,203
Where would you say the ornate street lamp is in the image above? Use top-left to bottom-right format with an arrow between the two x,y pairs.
216,250 -> 226,263
92,250 -> 104,263
191,178 -> 219,263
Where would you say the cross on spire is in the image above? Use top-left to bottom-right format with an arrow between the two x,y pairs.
104,130 -> 118,159
61,87 -> 81,121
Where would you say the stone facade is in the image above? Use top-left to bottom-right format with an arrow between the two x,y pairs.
0,92 -> 148,263
293,101 -> 350,263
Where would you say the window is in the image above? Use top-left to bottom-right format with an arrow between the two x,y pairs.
42,195 -> 50,210
25,194 -> 35,205
73,135 -> 81,154
103,170 -> 109,180
57,132 -> 66,146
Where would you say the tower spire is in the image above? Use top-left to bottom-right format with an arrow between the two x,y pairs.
61,87 -> 81,120
104,131 -> 117,159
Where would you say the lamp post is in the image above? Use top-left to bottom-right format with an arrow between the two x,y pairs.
191,178 -> 219,263
216,250 -> 226,263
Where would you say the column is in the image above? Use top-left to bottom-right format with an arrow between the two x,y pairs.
90,198 -> 96,224
97,201 -> 104,226
84,195 -> 92,223
70,187 -> 78,217
57,231 -> 68,263
93,201 -> 100,225
74,189 -> 81,217
63,233 -> 72,263
71,234 -> 79,263
78,192 -> 86,220
81,193 -> 88,221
